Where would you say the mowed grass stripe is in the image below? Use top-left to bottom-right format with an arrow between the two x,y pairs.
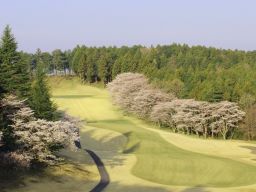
50,77 -> 256,188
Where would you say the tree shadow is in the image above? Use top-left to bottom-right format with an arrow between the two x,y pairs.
122,131 -> 141,154
52,95 -> 94,99
240,145 -> 256,161
0,155 -> 96,192
108,181 -> 172,192
78,127 -> 143,169
182,186 -> 209,192
240,146 -> 256,154
79,129 -> 128,168
123,142 -> 140,154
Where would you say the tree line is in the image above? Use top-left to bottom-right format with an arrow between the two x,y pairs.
107,73 -> 246,140
23,38 -> 256,139
30,43 -> 256,105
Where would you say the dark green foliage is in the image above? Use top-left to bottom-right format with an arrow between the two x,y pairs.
29,63 -> 56,120
98,53 -> 112,84
86,50 -> 98,83
1,96 -> 18,149
0,26 -> 31,144
0,25 -> 31,98
78,52 -> 87,80
67,44 -> 256,105
29,48 -> 72,75
25,42 -> 256,105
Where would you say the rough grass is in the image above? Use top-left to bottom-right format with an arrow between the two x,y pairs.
50,77 -> 256,191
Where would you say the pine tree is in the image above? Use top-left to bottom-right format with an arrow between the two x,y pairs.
0,60 -> 3,136
0,60 -> 3,97
86,53 -> 98,83
98,53 -> 112,84
29,62 -> 56,120
52,49 -> 62,75
78,52 -> 87,81
0,25 -> 30,98
112,58 -> 122,79
71,47 -> 83,74
0,25 -> 19,94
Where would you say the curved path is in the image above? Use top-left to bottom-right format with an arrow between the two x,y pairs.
75,140 -> 110,192
85,149 -> 110,192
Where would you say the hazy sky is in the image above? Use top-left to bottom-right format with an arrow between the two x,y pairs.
0,0 -> 255,52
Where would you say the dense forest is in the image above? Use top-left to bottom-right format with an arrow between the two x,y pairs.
23,44 -> 256,140
26,44 -> 256,105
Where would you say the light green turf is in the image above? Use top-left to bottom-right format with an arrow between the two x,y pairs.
50,77 -> 256,189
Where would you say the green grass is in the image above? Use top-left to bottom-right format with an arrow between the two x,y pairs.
50,77 -> 256,190
91,119 -> 256,187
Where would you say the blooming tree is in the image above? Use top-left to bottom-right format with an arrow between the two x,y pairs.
0,95 -> 79,168
107,73 -> 175,117
131,89 -> 174,118
108,73 -> 245,139
152,99 -> 245,139
107,73 -> 150,110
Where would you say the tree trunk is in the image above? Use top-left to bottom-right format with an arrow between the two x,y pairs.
204,126 -> 207,139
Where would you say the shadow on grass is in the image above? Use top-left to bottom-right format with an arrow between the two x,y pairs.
52,95 -> 94,99
182,186 -> 209,192
0,168 -> 27,191
122,132 -> 141,154
0,148 -> 96,192
85,119 -> 143,163
108,181 -> 171,192
241,146 -> 256,154
0,160 -> 95,192
79,128 -> 128,168
123,142 -> 140,154
0,167 -> 64,191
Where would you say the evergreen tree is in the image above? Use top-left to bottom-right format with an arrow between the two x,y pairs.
78,52 -> 87,81
29,62 -> 56,120
98,53 -> 112,84
71,46 -> 83,74
86,51 -> 98,83
0,25 -> 30,98
52,49 -> 68,75
0,61 -> 3,97
0,58 -> 3,135
112,58 -> 122,79
41,51 -> 53,73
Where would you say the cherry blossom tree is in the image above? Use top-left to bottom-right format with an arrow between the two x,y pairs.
131,89 -> 174,118
109,73 -> 245,140
0,95 -> 79,168
107,73 -> 175,117
151,99 -> 245,139
107,73 -> 150,111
